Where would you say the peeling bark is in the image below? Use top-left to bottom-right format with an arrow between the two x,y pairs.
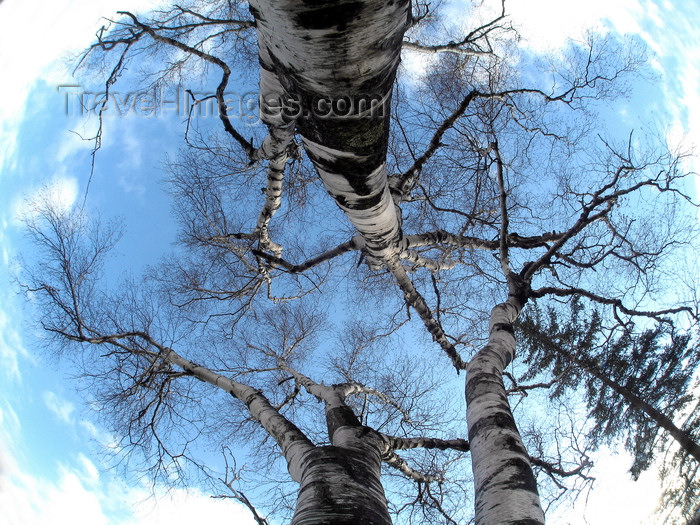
465,299 -> 545,525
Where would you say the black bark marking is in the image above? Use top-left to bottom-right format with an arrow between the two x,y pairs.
326,405 -> 362,439
295,2 -> 364,31
479,457 -> 539,495
299,112 -> 389,169
468,411 -> 519,441
465,370 -> 506,400
500,434 -> 529,456
293,445 -> 391,525
491,322 -> 514,335
248,5 -> 261,21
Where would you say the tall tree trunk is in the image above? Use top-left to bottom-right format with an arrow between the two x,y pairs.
168,344 -> 392,523
292,399 -> 392,524
291,431 -> 391,524
249,0 -> 411,264
465,298 -> 545,525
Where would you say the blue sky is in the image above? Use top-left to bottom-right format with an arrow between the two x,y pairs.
0,1 -> 698,524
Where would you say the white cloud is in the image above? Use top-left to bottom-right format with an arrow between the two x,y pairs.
12,176 -> 80,225
0,457 -> 260,525
133,487 -> 259,525
55,123 -> 100,165
501,0 -> 700,201
553,447 -> 664,524
51,176 -> 80,211
43,391 -> 76,426
608,1 -> 700,202
505,0 -> 642,52
76,453 -> 101,486
402,1 -> 644,83
0,453 -> 111,525
0,0 -> 167,174
0,396 -> 258,525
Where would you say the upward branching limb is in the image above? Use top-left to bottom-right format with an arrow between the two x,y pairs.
88,10 -> 300,265
504,368 -> 573,395
214,448 -> 271,525
529,456 -> 594,488
386,257 -> 467,371
392,42 -> 640,203
116,10 -> 255,157
380,433 -> 471,453
69,329 -> 315,480
491,140 -> 515,285
400,249 -> 458,272
520,150 -> 699,324
383,450 -> 443,483
521,172 -> 647,284
253,145 -> 288,257
275,358 -> 416,426
74,34 -> 139,205
403,229 -> 565,251
128,10 -> 300,283
391,90 -> 480,199
403,0 -> 509,57
165,5 -> 255,30
252,236 -> 363,274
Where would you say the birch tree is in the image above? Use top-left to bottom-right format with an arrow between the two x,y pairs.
20,0 -> 700,523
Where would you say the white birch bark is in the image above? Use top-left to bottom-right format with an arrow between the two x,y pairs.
252,49 -> 296,256
161,347 -> 314,480
388,257 -> 467,370
80,330 -> 393,524
465,298 -> 546,525
291,406 -> 392,525
278,365 -> 393,525
249,0 -> 411,264
171,343 -> 392,523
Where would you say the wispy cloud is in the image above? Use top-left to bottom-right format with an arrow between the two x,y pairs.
0,295 -> 32,383
0,0 -> 167,174
0,396 -> 257,525
42,391 -> 76,426
12,176 -> 79,226
54,124 -> 100,165
622,1 -> 697,171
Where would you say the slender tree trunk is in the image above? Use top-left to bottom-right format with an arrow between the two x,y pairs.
249,0 -> 411,264
465,298 -> 545,525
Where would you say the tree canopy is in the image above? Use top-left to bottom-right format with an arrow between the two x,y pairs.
19,1 -> 700,523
